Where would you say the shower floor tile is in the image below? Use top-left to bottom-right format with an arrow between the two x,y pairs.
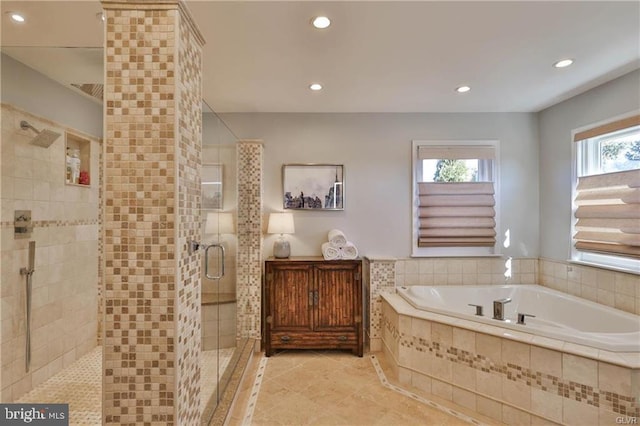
15,346 -> 235,425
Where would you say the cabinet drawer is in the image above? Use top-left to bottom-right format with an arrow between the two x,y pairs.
270,331 -> 357,348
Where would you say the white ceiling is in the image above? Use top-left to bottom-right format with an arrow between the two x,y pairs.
1,1 -> 639,113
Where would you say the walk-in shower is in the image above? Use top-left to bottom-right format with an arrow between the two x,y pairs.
20,120 -> 61,147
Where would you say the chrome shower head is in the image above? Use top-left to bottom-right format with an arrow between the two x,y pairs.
20,120 -> 61,148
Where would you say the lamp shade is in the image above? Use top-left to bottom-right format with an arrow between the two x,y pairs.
267,212 -> 295,235
205,212 -> 235,235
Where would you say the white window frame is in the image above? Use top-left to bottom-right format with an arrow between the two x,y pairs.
570,110 -> 640,274
412,140 -> 501,257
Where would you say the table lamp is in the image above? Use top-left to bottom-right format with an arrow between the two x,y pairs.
267,212 -> 295,258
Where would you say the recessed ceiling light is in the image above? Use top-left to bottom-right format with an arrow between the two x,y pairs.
309,83 -> 323,91
312,16 -> 331,29
455,86 -> 471,93
10,13 -> 25,23
554,59 -> 574,68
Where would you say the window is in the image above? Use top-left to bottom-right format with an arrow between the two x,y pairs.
412,140 -> 500,257
572,113 -> 640,272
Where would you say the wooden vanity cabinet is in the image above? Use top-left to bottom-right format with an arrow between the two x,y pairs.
264,257 -> 363,357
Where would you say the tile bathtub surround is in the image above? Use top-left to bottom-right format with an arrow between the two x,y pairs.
539,258 -> 640,315
395,257 -> 539,286
102,1 -> 205,424
0,104 -> 100,402
366,257 -> 538,354
381,297 -> 640,425
236,141 -> 263,342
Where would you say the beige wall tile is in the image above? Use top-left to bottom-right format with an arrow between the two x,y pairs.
502,405 -> 531,426
563,353 -> 598,388
452,327 -> 475,353
476,333 -> 502,362
476,395 -> 502,422
503,377 -> 531,410
452,386 -> 476,411
431,378 -> 452,401
563,397 -> 599,425
531,346 -> 562,377
531,388 -> 562,423
502,339 -> 530,369
476,370 -> 502,400
598,362 -> 631,395
431,322 -> 453,347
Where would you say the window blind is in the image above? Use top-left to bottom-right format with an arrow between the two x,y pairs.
573,115 -> 640,142
417,182 -> 496,247
574,169 -> 640,258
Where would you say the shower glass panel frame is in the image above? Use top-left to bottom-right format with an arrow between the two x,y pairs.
201,102 -> 242,424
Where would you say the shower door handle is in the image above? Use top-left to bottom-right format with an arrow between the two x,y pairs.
204,243 -> 225,280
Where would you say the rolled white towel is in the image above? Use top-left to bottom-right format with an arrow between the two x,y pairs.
328,229 -> 347,248
322,242 -> 341,260
339,242 -> 358,259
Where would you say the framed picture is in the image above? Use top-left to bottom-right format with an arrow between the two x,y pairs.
282,164 -> 344,210
202,163 -> 223,210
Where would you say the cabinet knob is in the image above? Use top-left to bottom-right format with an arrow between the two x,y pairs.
280,335 -> 291,342
338,335 -> 347,341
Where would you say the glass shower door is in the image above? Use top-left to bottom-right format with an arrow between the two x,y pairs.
200,104 -> 240,422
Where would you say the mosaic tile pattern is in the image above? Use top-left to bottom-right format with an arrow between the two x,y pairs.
236,141 -> 263,340
103,2 -> 204,424
366,259 -> 396,341
382,308 -> 640,420
241,355 -> 268,425
16,347 -> 102,425
16,346 -> 234,426
175,11 -> 204,426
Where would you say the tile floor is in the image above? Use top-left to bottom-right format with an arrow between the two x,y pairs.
228,350 -> 501,426
15,346 -> 235,425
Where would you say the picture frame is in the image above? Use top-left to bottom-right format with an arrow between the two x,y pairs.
282,164 -> 344,210
202,163 -> 223,210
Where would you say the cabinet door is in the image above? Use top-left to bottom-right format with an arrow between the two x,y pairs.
314,262 -> 361,331
268,263 -> 314,332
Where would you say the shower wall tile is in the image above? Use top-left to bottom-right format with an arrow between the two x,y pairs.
0,104 -> 100,402
102,1 -> 204,424
236,141 -> 263,342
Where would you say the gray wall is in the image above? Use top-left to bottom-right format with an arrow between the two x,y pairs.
1,53 -> 103,138
538,69 -> 640,261
220,112 -> 539,259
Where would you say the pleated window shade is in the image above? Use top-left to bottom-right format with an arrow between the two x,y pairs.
418,182 -> 496,247
574,169 -> 640,258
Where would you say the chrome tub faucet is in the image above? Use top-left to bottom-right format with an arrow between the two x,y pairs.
492,298 -> 512,320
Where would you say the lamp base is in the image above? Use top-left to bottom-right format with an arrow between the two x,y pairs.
273,239 -> 291,258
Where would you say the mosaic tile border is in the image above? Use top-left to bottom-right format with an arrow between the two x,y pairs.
382,314 -> 640,417
241,355 -> 268,426
1,219 -> 99,228
370,354 -> 488,426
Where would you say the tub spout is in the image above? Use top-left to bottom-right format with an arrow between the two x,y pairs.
492,298 -> 511,320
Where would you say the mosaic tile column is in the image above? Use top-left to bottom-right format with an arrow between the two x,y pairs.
365,258 -> 396,352
102,2 -> 205,424
236,141 -> 264,343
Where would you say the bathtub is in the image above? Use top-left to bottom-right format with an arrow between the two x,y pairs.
396,284 -> 640,352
